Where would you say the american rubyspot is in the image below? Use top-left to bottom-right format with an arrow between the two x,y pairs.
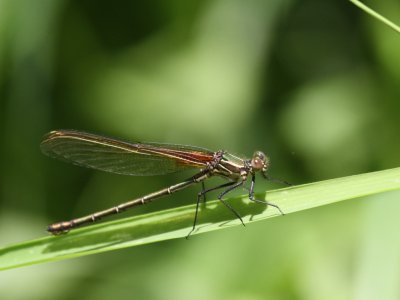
41,130 -> 285,237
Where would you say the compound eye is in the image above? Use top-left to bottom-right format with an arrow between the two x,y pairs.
256,151 -> 265,161
251,151 -> 267,171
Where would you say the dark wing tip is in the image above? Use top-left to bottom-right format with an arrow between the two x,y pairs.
41,129 -> 76,142
41,129 -> 87,146
40,129 -> 77,155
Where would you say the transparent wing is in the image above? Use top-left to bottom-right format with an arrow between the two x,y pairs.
40,130 -> 215,176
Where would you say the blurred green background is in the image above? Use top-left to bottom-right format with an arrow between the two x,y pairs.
1,0 -> 400,299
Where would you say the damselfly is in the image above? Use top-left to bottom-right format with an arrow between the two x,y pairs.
41,130 -> 286,237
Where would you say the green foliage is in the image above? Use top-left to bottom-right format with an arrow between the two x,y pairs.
349,0 -> 400,33
1,167 -> 399,270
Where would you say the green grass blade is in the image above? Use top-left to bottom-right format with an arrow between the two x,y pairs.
349,0 -> 400,34
1,167 -> 400,270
